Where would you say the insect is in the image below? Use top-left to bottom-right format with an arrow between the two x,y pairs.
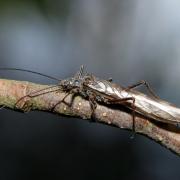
56,66 -> 180,130
0,66 -> 180,131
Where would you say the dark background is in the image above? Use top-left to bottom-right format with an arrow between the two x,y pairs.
0,0 -> 180,179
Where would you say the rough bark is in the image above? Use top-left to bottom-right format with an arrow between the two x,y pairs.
0,79 -> 180,156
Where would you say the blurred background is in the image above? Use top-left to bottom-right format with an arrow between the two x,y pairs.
0,0 -> 180,179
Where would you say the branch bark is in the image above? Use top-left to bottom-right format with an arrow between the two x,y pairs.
0,78 -> 180,156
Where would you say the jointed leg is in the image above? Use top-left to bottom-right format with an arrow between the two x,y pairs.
51,88 -> 79,112
177,123 -> 180,128
15,85 -> 59,108
125,80 -> 159,99
15,88 -> 60,111
88,95 -> 97,119
130,98 -> 136,138
107,97 -> 136,136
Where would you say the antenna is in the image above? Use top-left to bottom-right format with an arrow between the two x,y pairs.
0,68 -> 60,81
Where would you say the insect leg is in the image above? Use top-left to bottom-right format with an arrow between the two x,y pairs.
15,86 -> 60,112
107,97 -> 136,136
15,85 -> 59,108
51,88 -> 79,112
21,89 -> 60,112
88,95 -> 97,119
130,98 -> 136,139
177,123 -> 180,128
125,80 -> 159,99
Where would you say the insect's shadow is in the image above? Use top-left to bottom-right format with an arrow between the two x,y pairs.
2,93 -> 180,134
101,102 -> 180,133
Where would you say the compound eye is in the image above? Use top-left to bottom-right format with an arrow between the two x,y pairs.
74,80 -> 79,86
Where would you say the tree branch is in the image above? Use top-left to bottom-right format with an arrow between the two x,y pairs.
0,78 -> 180,156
